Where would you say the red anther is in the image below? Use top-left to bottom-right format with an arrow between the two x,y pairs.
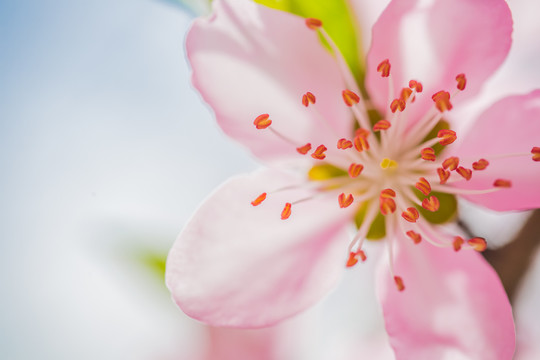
251,192 -> 267,206
254,114 -> 272,129
437,129 -> 457,146
453,236 -> 465,252
357,250 -> 367,262
437,167 -> 450,184
409,80 -> 423,93
311,145 -> 327,160
421,147 -> 436,161
281,203 -> 292,220
456,73 -> 467,91
380,197 -> 397,215
394,276 -> 405,292
337,138 -> 353,149
296,143 -> 312,155
390,98 -> 406,113
468,237 -> 487,252
422,195 -> 440,212
377,59 -> 391,77
531,147 -> 540,161
402,207 -> 420,223
355,128 -> 371,138
338,193 -> 354,208
472,158 -> 489,170
456,166 -> 472,181
400,87 -> 413,102
305,18 -> 322,30
342,89 -> 360,106
406,230 -> 422,244
348,163 -> 364,178
353,134 -> 370,152
415,177 -> 432,196
442,156 -> 460,171
494,179 -> 512,188
302,92 -> 316,106
373,120 -> 391,132
380,188 -> 396,198
432,91 -> 453,112
346,252 -> 358,267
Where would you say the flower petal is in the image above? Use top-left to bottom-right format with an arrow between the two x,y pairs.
377,234 -> 515,359
187,0 -> 351,163
166,168 -> 354,327
451,90 -> 540,211
366,0 -> 512,120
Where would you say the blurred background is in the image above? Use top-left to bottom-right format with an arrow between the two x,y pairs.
1,0 -> 539,359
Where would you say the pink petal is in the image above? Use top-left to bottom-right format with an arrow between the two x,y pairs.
451,90 -> 540,211
187,0 -> 351,163
377,234 -> 515,359
166,168 -> 354,328
202,326 -> 280,360
366,0 -> 512,121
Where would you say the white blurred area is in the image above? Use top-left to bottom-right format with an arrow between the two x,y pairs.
1,0 -> 540,359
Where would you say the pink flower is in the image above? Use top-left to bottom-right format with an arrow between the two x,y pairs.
167,0 -> 540,357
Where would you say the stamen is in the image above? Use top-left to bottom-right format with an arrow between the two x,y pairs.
346,249 -> 367,267
400,88 -> 413,102
422,195 -> 440,212
437,129 -> 457,146
337,138 -> 353,149
432,91 -> 453,112
373,120 -> 391,132
348,163 -> 364,178
532,147 -> 540,161
377,59 -> 391,77
456,73 -> 467,91
494,179 -> 512,188
442,157 -> 459,171
338,193 -> 354,208
380,158 -> 398,169
301,92 -> 316,107
281,203 -> 292,220
394,276 -> 405,292
311,145 -> 328,160
390,98 -> 406,113
356,128 -> 371,138
253,114 -> 272,129
468,237 -> 487,252
421,148 -> 436,161
456,166 -> 472,181
296,143 -> 312,155
354,133 -> 370,152
409,80 -> 423,93
251,192 -> 267,206
437,167 -> 450,184
305,18 -> 323,30
380,197 -> 397,215
381,188 -> 396,198
406,230 -> 422,244
415,177 -> 432,196
402,207 -> 420,223
472,159 -> 489,170
453,236 -> 464,251
342,89 -> 360,106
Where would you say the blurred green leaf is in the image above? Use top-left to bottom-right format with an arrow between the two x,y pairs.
138,250 -> 168,282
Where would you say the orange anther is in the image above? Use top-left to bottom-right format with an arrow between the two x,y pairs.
468,237 -> 487,252
348,163 -> 364,178
406,230 -> 422,244
301,92 -> 316,107
415,177 -> 432,196
338,193 -> 354,208
453,236 -> 465,252
337,138 -> 353,149
390,98 -> 406,113
494,179 -> 512,188
296,143 -> 312,155
281,203 -> 292,220
421,147 -> 436,161
251,192 -> 267,206
342,89 -> 360,106
377,59 -> 391,77
311,145 -> 327,160
355,128 -> 371,138
472,158 -> 489,170
346,252 -> 358,267
432,91 -> 453,112
380,197 -> 396,215
437,167 -> 450,184
442,156 -> 460,171
373,120 -> 391,132
437,129 -> 457,146
531,147 -> 540,161
409,80 -> 423,93
380,188 -> 396,198
456,73 -> 467,91
305,18 -> 323,30
400,87 -> 413,102
254,114 -> 272,129
456,166 -> 472,181
353,134 -> 370,152
357,250 -> 367,262
402,207 -> 420,223
422,195 -> 440,212
394,276 -> 405,292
